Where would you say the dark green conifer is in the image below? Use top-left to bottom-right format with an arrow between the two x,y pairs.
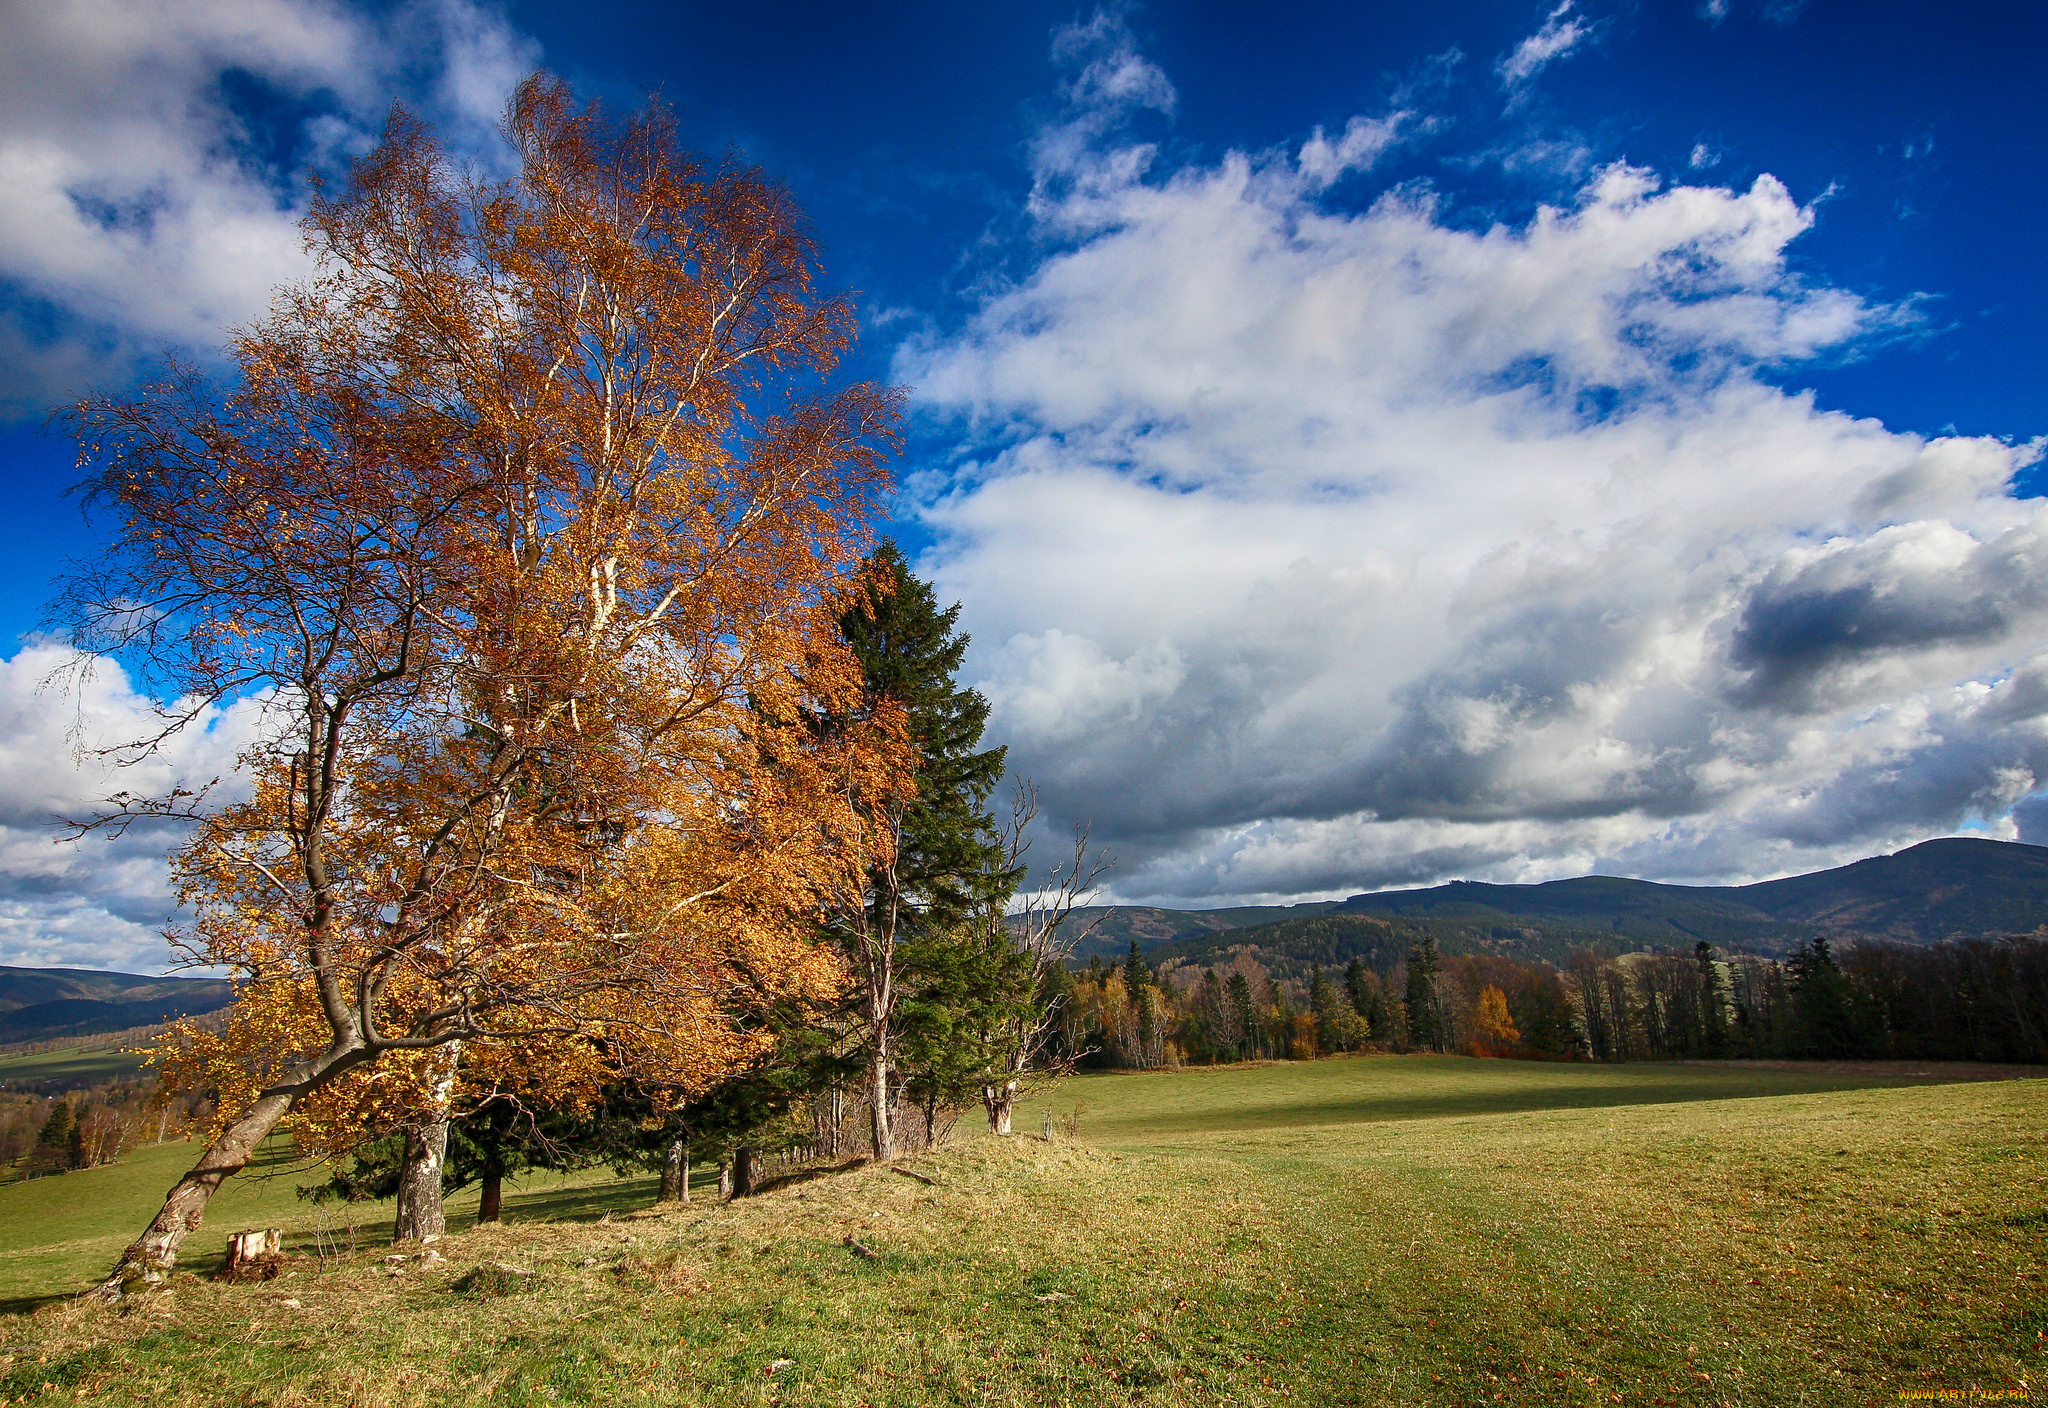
35,1099 -> 72,1153
828,542 -> 1019,1156
839,541 -> 1012,927
1345,959 -> 1371,1018
1406,935 -> 1445,1052
1786,935 -> 1860,1058
1695,941 -> 1729,1057
1123,940 -> 1150,995
1227,972 -> 1258,1059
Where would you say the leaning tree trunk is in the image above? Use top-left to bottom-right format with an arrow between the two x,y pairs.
85,1085 -> 298,1301
86,1038 -> 376,1302
392,1110 -> 451,1242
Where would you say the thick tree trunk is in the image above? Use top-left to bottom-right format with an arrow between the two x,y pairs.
477,1171 -> 504,1224
732,1145 -> 758,1197
983,1078 -> 1017,1136
392,1110 -> 450,1242
659,1139 -> 688,1202
391,1041 -> 460,1243
85,1085 -> 298,1301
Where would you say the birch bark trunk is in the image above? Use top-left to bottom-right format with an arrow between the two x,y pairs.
865,979 -> 896,1161
392,1112 -> 450,1242
391,1042 -> 461,1243
982,1077 -> 1018,1136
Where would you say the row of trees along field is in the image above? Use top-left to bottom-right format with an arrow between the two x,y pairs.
1048,932 -> 2048,1067
0,1081 -> 215,1179
57,76 -> 1095,1303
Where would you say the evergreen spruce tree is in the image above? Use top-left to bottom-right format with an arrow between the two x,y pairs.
1227,973 -> 1258,1059
1694,941 -> 1730,1057
30,1100 -> 74,1176
1406,936 -> 1445,1052
1038,959 -> 1081,1066
1196,968 -> 1229,1060
1123,941 -> 1150,996
826,542 -> 1015,1157
1309,963 -> 1343,1054
1786,935 -> 1859,1058
36,1099 -> 73,1154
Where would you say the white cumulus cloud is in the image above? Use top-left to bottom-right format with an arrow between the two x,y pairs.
0,645 -> 264,972
899,23 -> 2048,908
0,0 -> 539,415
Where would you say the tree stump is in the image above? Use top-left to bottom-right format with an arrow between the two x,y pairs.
221,1228 -> 284,1281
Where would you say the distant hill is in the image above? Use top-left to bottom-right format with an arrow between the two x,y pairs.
0,967 -> 232,1045
1058,902 -> 1341,960
1071,837 -> 2048,982
1321,837 -> 2048,952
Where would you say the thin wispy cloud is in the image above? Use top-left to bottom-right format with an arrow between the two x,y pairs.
1499,2 -> 1592,92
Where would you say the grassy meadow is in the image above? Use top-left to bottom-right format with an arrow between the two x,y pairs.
0,1056 -> 2040,1406
0,1047 -> 145,1088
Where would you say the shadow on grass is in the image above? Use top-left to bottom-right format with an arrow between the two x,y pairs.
751,1157 -> 869,1197
0,1290 -> 67,1315
493,1173 -> 662,1225
269,1169 -> 671,1260
1080,1061 -> 1972,1139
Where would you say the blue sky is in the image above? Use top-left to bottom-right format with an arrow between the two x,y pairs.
0,0 -> 2044,970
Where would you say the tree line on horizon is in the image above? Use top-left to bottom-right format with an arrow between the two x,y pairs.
1049,930 -> 2048,1068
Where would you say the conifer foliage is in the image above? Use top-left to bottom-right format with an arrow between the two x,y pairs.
821,542 -> 1019,1159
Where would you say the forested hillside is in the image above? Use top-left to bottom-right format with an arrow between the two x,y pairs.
1038,838 -> 2048,1074
1082,836 -> 2048,976
0,969 -> 231,1044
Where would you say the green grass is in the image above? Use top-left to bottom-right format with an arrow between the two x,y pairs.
0,1047 -> 145,1086
0,1135 -> 669,1311
0,1057 -> 2041,1407
1022,1053 -> 1976,1141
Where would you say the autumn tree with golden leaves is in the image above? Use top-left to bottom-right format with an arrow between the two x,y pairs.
58,74 -> 909,1299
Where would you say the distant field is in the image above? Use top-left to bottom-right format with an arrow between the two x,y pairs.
0,1046 -> 145,1087
1014,1052 -> 1991,1141
1,1056 -> 2040,1406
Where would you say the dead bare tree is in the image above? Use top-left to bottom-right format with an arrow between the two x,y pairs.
981,786 -> 1109,1136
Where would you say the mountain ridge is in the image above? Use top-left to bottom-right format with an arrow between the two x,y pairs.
0,966 -> 232,1045
1060,836 -> 2048,964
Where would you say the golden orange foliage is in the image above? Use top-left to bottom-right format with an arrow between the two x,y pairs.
1473,983 -> 1522,1056
68,74 -> 910,1191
